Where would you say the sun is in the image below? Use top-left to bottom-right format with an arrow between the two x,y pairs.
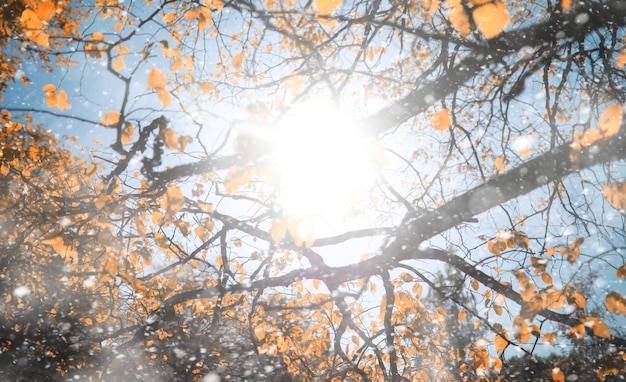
269,100 -> 380,231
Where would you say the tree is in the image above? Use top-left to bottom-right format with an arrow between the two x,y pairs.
1,0 -> 626,380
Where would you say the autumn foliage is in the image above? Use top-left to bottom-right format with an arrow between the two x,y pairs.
2,0 -> 626,381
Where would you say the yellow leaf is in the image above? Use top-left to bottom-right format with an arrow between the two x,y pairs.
471,279 -> 479,291
231,53 -> 245,71
203,218 -> 215,232
313,279 -> 321,290
195,226 -> 209,241
472,1 -> 509,39
101,111 -> 120,126
313,0 -> 342,14
271,218 -> 288,243
494,330 -> 508,352
432,108 -> 452,130
494,157 -> 505,171
598,103 -> 623,137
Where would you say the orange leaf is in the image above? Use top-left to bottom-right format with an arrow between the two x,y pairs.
148,67 -> 167,89
161,128 -> 178,150
603,182 -> 626,209
617,51 -> 626,68
541,273 -> 553,284
552,367 -> 565,382
56,90 -> 71,110
606,292 -> 626,316
254,323 -> 266,340
156,88 -> 172,107
121,124 -> 134,145
35,2 -> 57,22
313,0 -> 342,14
617,264 -> 626,278
494,157 -> 505,171
271,218 -> 288,243
113,59 -> 125,71
494,330 -> 508,352
43,84 -> 57,107
432,108 -> 452,130
447,0 -> 470,36
101,111 -> 120,126
199,82 -> 215,94
472,1 -> 509,39
231,53 -> 245,71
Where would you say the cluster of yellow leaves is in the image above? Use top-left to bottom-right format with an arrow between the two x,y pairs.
113,45 -> 129,71
569,316 -> 611,344
159,127 -> 192,152
270,216 -> 315,248
487,229 -> 528,255
20,1 -> 63,47
161,184 -> 185,213
148,67 -> 172,107
546,237 -> 584,263
184,7 -> 214,32
42,84 -> 71,110
512,270 -> 585,316
85,31 -> 106,60
448,0 -> 510,39
571,103 -> 623,165
223,166 -> 252,194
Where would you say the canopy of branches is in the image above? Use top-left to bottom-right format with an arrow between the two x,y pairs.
1,0 -> 626,381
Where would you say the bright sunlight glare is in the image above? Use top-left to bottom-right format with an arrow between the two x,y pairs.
271,100 -> 379,225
